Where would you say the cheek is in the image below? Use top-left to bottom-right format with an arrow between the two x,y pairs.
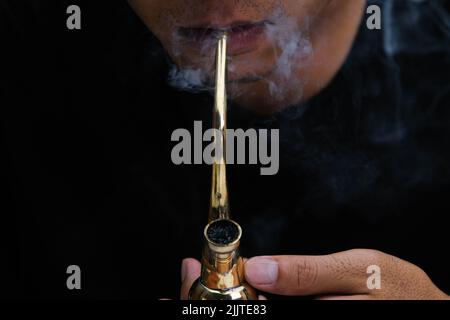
283,0 -> 332,24
128,0 -> 175,42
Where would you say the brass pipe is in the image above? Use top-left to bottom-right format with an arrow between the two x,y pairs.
209,32 -> 229,222
188,34 -> 257,300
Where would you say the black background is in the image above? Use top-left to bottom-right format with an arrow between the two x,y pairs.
1,0 -> 450,300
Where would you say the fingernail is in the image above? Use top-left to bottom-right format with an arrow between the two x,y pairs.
181,259 -> 187,283
245,257 -> 279,285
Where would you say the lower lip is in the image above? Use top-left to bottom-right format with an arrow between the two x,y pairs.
178,23 -> 267,56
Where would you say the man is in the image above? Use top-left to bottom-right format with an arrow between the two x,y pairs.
126,0 -> 450,299
128,0 -> 365,114
1,0 -> 449,300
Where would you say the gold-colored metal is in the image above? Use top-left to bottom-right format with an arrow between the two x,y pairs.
188,33 -> 257,300
209,32 -> 229,223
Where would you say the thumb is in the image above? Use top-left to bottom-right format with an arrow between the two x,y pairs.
245,252 -> 373,296
180,258 -> 201,300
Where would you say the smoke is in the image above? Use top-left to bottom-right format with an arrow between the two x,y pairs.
273,0 -> 450,215
160,0 -> 450,222
168,66 -> 209,93
264,9 -> 313,102
383,0 -> 450,55
167,5 -> 313,102
167,24 -> 215,93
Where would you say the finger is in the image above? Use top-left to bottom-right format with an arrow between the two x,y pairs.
180,258 -> 201,300
258,294 -> 268,300
316,295 -> 370,300
245,250 -> 381,296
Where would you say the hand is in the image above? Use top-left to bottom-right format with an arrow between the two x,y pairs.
180,258 -> 201,300
180,250 -> 448,300
244,249 -> 449,300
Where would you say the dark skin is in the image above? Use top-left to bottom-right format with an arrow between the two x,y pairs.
127,0 -> 449,299
128,0 -> 365,113
181,251 -> 448,300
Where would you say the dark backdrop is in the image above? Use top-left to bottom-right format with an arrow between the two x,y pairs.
1,0 -> 450,299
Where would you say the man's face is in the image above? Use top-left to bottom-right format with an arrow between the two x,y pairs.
128,0 -> 365,113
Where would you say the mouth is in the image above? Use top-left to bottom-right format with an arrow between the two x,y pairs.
176,21 -> 271,56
